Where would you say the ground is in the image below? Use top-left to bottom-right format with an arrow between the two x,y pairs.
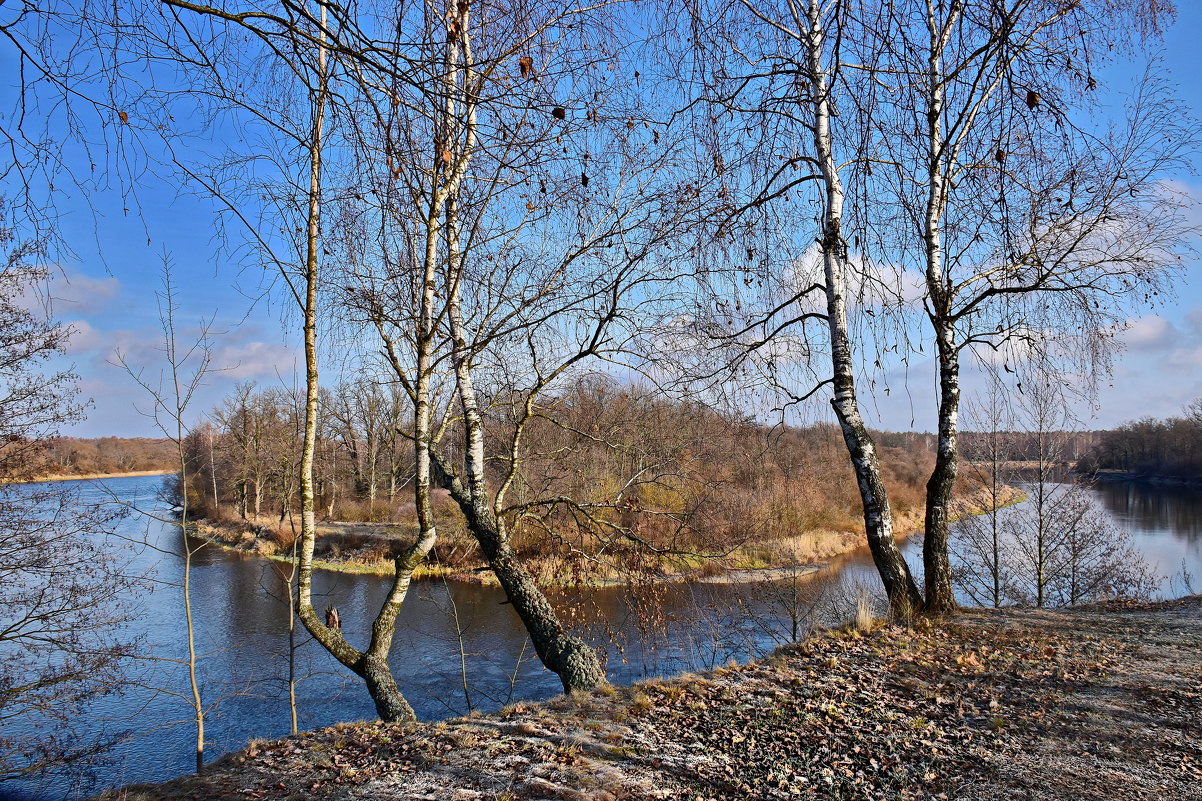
103,596 -> 1201,801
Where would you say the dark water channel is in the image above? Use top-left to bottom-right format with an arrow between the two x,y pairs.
5,474 -> 1200,800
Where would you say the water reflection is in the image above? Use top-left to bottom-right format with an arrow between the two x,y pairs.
1092,480 -> 1202,541
5,473 -> 1199,800
4,476 -> 884,801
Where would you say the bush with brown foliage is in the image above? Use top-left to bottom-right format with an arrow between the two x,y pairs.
176,377 -> 938,580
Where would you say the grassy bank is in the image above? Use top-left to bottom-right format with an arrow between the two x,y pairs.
106,595 -> 1201,801
5,469 -> 175,484
186,484 -> 1025,586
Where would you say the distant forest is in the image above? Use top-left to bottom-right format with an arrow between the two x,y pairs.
32,437 -> 176,478
1083,402 -> 1202,479
22,425 -> 1108,485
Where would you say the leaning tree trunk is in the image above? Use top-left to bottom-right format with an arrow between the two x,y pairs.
439,182 -> 604,691
431,0 -> 608,690
825,242 -> 924,619
806,0 -> 923,619
440,283 -> 606,691
923,325 -> 960,614
291,7 -> 431,722
438,455 -> 606,693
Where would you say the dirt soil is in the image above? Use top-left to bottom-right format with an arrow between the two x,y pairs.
103,596 -> 1201,801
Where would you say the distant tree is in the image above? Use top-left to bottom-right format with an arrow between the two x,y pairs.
953,376 -> 1017,608
0,210 -> 136,783
954,374 -> 1157,608
1088,399 -> 1202,479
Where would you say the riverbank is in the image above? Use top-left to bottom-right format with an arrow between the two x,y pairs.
1090,468 -> 1202,489
187,484 -> 1024,586
104,595 -> 1201,801
2,469 -> 175,485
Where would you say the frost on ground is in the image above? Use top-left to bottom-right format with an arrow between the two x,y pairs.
105,596 -> 1201,801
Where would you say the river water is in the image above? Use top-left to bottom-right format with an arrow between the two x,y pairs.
4,474 -> 1199,800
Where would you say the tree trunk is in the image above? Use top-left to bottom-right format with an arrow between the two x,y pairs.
479,520 -> 604,692
291,7 -> 426,724
441,144 -> 605,691
923,328 -> 960,614
918,0 -> 960,618
438,311 -> 606,692
806,0 -> 923,619
360,655 -> 416,722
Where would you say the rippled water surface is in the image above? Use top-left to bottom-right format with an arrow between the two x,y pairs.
4,473 -> 1199,800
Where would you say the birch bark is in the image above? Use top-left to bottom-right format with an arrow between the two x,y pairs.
802,0 -> 923,618
293,1 -> 433,722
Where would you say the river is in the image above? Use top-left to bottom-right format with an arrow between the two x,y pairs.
3,474 -> 1199,800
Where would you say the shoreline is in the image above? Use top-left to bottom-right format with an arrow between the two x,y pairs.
1088,468 -> 1202,489
3,469 -> 175,485
187,518 -> 825,586
105,595 -> 1202,801
183,484 -> 1025,588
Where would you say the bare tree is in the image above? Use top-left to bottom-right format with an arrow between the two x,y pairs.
323,0 -> 701,692
682,0 -> 923,617
0,211 -> 136,783
868,0 -> 1194,614
117,266 -> 217,773
327,379 -> 387,504
684,0 -> 1194,618
120,0 -> 443,721
954,373 -> 1157,607
951,374 -> 1016,608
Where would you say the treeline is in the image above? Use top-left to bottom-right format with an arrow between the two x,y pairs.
1084,401 -> 1202,479
180,378 -> 937,574
32,437 -> 177,478
959,431 -> 1099,464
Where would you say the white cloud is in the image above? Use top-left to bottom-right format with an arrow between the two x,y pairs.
215,341 -> 297,380
62,320 -> 105,354
1184,307 -> 1202,337
48,267 -> 122,316
1122,315 -> 1180,351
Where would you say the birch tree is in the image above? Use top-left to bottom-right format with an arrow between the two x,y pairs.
129,0 -> 441,721
333,0 -> 691,691
873,0 -> 1194,613
683,0 -> 924,616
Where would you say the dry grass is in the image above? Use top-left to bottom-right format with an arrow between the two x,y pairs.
190,473 -> 1010,589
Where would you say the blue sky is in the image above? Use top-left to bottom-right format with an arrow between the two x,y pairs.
16,4 -> 1202,437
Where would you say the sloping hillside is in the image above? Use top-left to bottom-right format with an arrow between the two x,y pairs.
106,597 -> 1201,801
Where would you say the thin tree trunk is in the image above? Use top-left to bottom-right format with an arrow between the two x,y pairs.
161,274 -> 206,774
990,427 -> 1002,608
291,5 -> 429,722
209,429 -> 219,514
805,0 -> 922,619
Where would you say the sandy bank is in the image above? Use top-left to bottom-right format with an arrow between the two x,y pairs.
3,469 -> 175,485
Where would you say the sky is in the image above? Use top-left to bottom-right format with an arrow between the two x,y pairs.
12,4 -> 1202,438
